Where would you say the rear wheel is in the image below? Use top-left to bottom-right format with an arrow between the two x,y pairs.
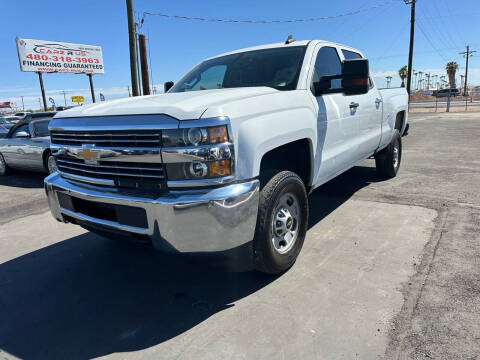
375,129 -> 402,178
0,153 -> 8,176
253,171 -> 308,274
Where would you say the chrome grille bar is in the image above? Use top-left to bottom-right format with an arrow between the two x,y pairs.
51,130 -> 162,148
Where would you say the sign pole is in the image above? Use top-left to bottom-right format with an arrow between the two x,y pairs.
87,74 -> 96,103
37,72 -> 47,111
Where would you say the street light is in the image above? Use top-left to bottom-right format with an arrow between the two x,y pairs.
386,76 -> 392,88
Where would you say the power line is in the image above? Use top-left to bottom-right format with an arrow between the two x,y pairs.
142,0 -> 395,24
416,19 -> 449,62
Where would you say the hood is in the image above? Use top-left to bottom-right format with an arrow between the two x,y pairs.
56,87 -> 278,120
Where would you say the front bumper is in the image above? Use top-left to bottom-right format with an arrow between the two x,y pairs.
44,173 -> 259,253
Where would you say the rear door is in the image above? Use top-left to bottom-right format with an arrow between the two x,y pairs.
307,45 -> 360,185
341,49 -> 383,158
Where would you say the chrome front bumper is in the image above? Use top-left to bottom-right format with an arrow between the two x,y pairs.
44,173 -> 259,253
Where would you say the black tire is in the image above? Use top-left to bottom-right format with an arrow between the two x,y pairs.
0,153 -> 9,176
375,129 -> 402,178
253,171 -> 309,274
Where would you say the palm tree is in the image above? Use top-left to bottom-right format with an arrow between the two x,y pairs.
445,61 -> 459,89
413,71 -> 418,89
398,65 -> 408,88
418,71 -> 424,89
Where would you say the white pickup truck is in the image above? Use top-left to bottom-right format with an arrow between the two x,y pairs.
45,39 -> 408,274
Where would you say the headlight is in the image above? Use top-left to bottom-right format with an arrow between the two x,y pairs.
162,124 -> 234,183
162,125 -> 229,147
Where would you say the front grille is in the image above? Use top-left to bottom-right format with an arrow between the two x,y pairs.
51,130 -> 162,148
56,156 -> 166,189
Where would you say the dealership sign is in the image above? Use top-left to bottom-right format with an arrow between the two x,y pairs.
15,38 -> 104,74
71,96 -> 85,103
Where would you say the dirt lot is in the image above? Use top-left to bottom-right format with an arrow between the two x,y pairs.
0,112 -> 479,359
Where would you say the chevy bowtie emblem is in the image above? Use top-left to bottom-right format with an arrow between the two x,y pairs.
78,145 -> 100,164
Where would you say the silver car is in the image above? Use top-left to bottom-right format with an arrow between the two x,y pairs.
0,118 -> 56,176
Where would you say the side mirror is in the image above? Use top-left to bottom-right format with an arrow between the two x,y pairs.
164,81 -> 174,93
342,58 -> 370,95
15,131 -> 30,138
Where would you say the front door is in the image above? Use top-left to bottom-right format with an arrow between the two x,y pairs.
308,45 -> 361,186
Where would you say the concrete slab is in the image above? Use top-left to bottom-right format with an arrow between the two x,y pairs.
0,199 -> 436,359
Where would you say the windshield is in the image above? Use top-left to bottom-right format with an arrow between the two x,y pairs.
33,120 -> 50,137
170,46 -> 307,93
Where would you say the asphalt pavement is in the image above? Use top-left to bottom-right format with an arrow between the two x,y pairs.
0,111 -> 479,359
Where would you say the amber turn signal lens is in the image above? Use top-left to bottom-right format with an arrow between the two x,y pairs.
208,159 -> 231,177
207,126 -> 229,144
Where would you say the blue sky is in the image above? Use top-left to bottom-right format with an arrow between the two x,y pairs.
1,0 -> 479,110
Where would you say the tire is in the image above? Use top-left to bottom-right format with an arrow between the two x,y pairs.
375,129 -> 402,178
253,171 -> 309,274
0,153 -> 9,176
46,153 -> 57,174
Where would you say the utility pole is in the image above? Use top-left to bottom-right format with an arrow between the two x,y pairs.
126,0 -> 139,96
404,0 -> 416,102
20,96 -> 24,111
138,34 -> 150,95
127,85 -> 131,97
61,90 -> 67,106
460,45 -> 476,110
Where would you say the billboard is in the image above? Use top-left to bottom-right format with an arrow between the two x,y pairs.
15,38 -> 104,74
71,96 -> 85,103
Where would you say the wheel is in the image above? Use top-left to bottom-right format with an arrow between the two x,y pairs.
253,171 -> 309,274
375,129 -> 402,178
0,153 -> 8,176
46,154 -> 57,174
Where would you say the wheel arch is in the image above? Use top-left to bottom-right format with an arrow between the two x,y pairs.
257,138 -> 314,188
42,148 -> 51,171
395,110 -> 407,134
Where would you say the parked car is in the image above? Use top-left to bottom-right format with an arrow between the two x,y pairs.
14,112 -> 30,117
0,118 -> 14,138
1,115 -> 22,124
434,88 -> 460,97
21,111 -> 56,121
0,117 -> 56,175
45,39 -> 408,274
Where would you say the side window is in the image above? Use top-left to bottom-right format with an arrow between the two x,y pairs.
33,120 -> 50,137
12,124 -> 30,138
342,49 -> 363,60
312,46 -> 342,92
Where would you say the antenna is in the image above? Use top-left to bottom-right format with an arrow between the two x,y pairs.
285,35 -> 295,44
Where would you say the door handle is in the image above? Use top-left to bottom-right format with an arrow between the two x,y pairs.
375,98 -> 383,104
349,102 -> 359,108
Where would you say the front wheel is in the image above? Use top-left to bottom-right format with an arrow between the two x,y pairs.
46,154 -> 57,174
253,171 -> 309,274
0,153 -> 9,176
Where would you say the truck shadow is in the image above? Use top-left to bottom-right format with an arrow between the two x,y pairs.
308,164 -> 384,229
0,233 -> 275,359
0,170 -> 46,189
0,164 -> 383,359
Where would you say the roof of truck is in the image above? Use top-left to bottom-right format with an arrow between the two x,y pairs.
207,40 -> 362,60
